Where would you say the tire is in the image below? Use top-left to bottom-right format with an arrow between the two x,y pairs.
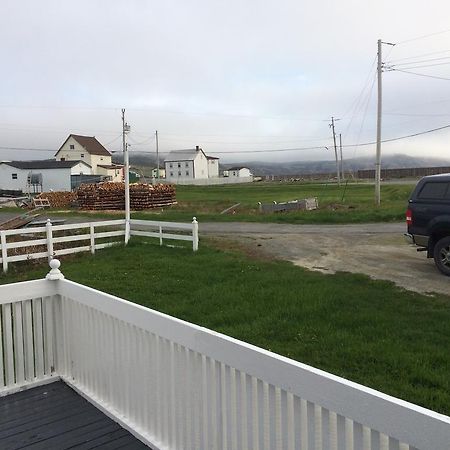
433,236 -> 450,276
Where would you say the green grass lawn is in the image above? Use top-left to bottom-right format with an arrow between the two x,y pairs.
12,181 -> 414,225
2,238 -> 449,416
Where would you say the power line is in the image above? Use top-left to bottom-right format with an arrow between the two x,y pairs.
397,28 -> 450,45
390,61 -> 450,70
2,122 -> 449,156
386,48 -> 450,63
391,69 -> 450,81
389,56 -> 450,67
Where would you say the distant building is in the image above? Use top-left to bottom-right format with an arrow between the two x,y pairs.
55,134 -> 123,182
224,167 -> 253,178
151,167 -> 166,179
164,146 -> 219,183
0,160 -> 92,193
207,156 -> 219,178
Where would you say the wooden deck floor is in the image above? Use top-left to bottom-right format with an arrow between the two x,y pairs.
0,381 -> 150,449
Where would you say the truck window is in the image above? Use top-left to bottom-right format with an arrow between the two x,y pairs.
418,182 -> 449,199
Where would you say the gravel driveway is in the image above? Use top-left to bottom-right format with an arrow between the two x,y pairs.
200,222 -> 449,296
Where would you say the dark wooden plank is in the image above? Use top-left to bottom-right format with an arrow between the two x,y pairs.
0,381 -> 150,449
24,420 -> 121,450
65,429 -> 130,449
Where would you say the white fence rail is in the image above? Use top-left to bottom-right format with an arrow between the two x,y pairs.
130,217 -> 198,251
0,217 -> 199,272
0,262 -> 448,450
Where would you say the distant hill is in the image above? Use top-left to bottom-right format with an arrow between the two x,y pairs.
113,153 -> 450,176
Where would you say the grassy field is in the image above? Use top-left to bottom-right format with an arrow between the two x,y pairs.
11,181 -> 415,225
2,238 -> 450,416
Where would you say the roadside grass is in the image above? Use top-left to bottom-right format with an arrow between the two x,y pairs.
1,182 -> 414,224
2,238 -> 450,416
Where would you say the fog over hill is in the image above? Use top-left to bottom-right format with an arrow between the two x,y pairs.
113,153 -> 450,176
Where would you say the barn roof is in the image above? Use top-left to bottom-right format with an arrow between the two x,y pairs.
1,160 -> 90,170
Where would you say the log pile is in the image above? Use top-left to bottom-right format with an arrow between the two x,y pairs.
35,191 -> 77,208
77,182 -> 176,210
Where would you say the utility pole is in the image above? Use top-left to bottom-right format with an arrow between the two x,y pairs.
122,108 -> 131,244
339,133 -> 344,181
155,130 -> 160,180
330,117 -> 341,186
375,38 -> 395,205
375,39 -> 382,206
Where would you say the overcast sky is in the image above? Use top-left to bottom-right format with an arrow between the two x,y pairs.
1,0 -> 450,164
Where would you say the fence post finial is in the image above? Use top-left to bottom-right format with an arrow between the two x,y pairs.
192,217 -> 199,252
46,259 -> 65,280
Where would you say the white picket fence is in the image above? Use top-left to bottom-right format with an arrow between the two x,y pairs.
0,260 -> 449,450
0,217 -> 199,272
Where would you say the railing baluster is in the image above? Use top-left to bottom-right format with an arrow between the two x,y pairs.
287,392 -> 295,450
300,398 -> 308,450
42,296 -> 54,375
275,386 -> 282,450
2,304 -> 14,385
0,309 -> 4,388
21,300 -> 34,381
211,358 -> 218,450
252,376 -> 259,450
12,301 -> 25,384
240,371 -> 248,450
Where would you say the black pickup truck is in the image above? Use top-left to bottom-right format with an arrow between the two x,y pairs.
405,173 -> 450,276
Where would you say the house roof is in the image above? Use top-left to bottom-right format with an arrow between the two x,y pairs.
164,148 -> 206,162
56,134 -> 111,157
206,156 -> 219,160
1,160 -> 91,170
98,164 -> 123,170
227,166 -> 249,171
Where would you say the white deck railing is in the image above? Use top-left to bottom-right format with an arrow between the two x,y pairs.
0,261 -> 449,450
0,217 -> 198,272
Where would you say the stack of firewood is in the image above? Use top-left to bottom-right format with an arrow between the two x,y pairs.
77,182 -> 177,210
35,191 -> 77,208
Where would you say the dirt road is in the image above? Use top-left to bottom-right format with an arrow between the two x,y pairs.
200,222 -> 449,296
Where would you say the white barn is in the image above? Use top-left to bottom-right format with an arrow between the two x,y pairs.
0,160 -> 91,193
164,146 -> 219,183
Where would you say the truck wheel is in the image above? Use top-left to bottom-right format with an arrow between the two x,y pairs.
433,236 -> 450,276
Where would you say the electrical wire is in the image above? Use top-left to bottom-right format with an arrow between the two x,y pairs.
389,56 -> 450,67
3,123 -> 450,155
396,29 -> 450,45
391,69 -> 450,81
389,61 -> 450,70
386,48 -> 450,63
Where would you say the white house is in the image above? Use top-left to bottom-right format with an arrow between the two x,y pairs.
0,160 -> 92,193
55,134 -> 123,182
164,146 -> 218,183
224,166 -> 253,178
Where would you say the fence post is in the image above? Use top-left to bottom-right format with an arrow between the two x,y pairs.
125,219 -> 130,245
46,219 -> 54,262
159,225 -> 163,246
1,231 -> 8,273
90,223 -> 95,254
192,217 -> 198,252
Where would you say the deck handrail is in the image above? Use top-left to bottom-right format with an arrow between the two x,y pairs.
0,261 -> 448,449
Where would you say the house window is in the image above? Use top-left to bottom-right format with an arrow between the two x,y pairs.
100,157 -> 103,161
185,162 -> 189,168
211,160 -> 215,164
178,171 -> 182,176
178,163 -> 181,168
61,158 -> 65,161
185,171 -> 189,176
170,172 -> 173,177
81,153 -> 85,158
70,144 -> 75,149
12,173 -> 17,180
169,163 -> 173,168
